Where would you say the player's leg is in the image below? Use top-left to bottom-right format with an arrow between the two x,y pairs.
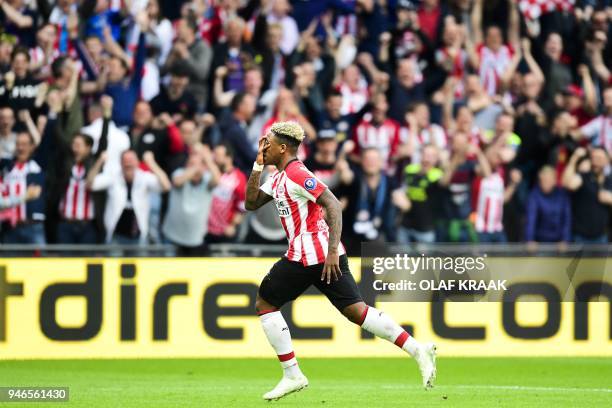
314,255 -> 436,389
256,258 -> 311,400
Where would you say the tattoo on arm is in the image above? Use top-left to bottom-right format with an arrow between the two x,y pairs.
245,170 -> 273,210
317,189 -> 342,252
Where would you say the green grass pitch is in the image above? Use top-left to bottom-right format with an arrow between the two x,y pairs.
1,357 -> 611,407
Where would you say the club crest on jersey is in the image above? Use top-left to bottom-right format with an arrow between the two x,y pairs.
304,177 -> 317,191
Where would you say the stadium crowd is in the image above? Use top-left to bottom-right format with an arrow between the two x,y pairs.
0,0 -> 610,255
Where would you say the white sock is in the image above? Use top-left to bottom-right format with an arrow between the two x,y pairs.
360,306 -> 420,357
260,311 -> 303,379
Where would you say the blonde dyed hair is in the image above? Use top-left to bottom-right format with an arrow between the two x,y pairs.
270,121 -> 305,143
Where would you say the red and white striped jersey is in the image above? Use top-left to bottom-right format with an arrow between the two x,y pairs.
60,164 -> 94,221
353,115 -> 401,168
473,170 -> 505,233
260,160 -> 346,266
335,14 -> 358,38
208,168 -> 247,236
2,162 -> 30,223
400,124 -> 448,164
477,44 -> 513,96
338,81 -> 369,115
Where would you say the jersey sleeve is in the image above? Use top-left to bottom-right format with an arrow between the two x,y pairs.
286,164 -> 328,202
259,173 -> 275,196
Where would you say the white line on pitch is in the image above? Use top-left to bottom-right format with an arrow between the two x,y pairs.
380,384 -> 612,393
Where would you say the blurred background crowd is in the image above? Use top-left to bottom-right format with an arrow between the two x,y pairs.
0,0 -> 610,255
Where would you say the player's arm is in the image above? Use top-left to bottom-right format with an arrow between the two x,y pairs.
245,138 -> 273,211
317,189 -> 342,284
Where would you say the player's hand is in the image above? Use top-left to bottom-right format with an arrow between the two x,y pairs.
256,137 -> 268,166
321,250 -> 341,284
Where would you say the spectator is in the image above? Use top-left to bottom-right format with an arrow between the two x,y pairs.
214,65 -> 277,148
0,47 -> 42,115
562,147 -> 612,244
219,92 -> 257,175
395,144 -> 443,244
338,148 -> 396,253
146,0 -> 173,66
253,22 -> 288,92
309,89 -> 369,146
388,58 -> 426,122
470,0 -> 520,97
163,16 -> 213,111
0,106 -> 16,159
337,64 -> 369,116
210,17 -> 253,96
472,147 -> 521,243
525,165 -> 571,247
580,85 -> 612,154
417,0 -> 446,45
50,95 -> 110,244
545,111 -> 580,182
265,0 -> 299,55
480,111 -> 521,164
80,98 -> 130,176
50,56 -> 83,141
303,136 -> 354,191
0,111 -> 54,244
402,102 -> 448,164
537,32 -> 573,110
101,14 -> 147,129
0,0 -> 37,48
127,102 -> 185,174
163,147 -> 220,255
379,0 -> 431,75
87,150 -> 171,245
206,143 -> 246,244
150,65 -> 198,121
350,92 -> 401,172
439,133 -> 491,242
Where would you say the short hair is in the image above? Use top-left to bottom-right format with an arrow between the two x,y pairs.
591,145 -> 609,158
539,165 -> 555,176
327,90 -> 342,100
270,121 -> 305,149
16,130 -> 34,145
230,92 -> 248,113
74,133 -> 94,148
11,46 -> 30,62
170,64 -> 190,78
216,142 -> 235,159
182,16 -> 198,33
51,56 -> 69,78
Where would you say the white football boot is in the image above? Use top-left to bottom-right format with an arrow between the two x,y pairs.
262,375 -> 309,401
415,342 -> 437,389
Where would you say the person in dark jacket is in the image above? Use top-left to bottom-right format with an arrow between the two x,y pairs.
525,165 -> 571,245
0,93 -> 55,244
218,92 -> 257,175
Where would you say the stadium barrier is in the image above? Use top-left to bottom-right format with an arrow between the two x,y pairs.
0,257 -> 610,359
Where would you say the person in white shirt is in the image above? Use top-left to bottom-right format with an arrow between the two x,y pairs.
87,150 -> 170,245
580,86 -> 612,154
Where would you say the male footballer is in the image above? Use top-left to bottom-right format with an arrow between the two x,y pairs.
245,121 -> 436,401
